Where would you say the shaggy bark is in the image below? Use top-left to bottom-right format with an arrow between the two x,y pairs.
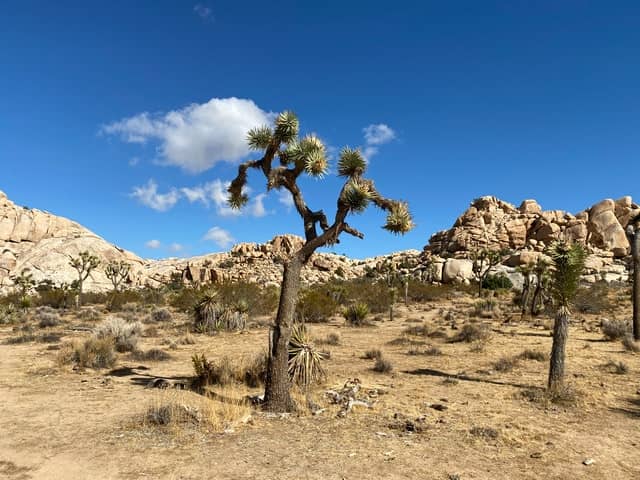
548,307 -> 569,390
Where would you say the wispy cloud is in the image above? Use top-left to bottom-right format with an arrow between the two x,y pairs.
193,4 -> 213,21
101,97 -> 272,173
145,239 -> 161,249
168,243 -> 183,253
362,123 -> 396,160
277,189 -> 294,211
131,179 -> 180,212
203,226 -> 235,248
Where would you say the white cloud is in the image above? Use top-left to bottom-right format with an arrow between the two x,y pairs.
363,124 -> 396,146
203,227 -> 235,248
101,97 -> 272,173
193,4 -> 213,20
129,156 -> 140,167
361,123 -> 396,161
249,193 -> 268,217
181,179 -> 241,216
168,243 -> 183,252
277,189 -> 294,211
131,179 -> 180,212
145,239 -> 161,249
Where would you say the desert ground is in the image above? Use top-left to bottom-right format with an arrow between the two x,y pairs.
1,286 -> 639,480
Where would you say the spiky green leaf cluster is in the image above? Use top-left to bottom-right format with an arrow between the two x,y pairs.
273,111 -> 299,144
338,147 -> 366,177
547,241 -> 586,307
383,202 -> 414,235
342,179 -> 375,213
288,324 -> 326,387
247,125 -> 273,150
228,192 -> 249,209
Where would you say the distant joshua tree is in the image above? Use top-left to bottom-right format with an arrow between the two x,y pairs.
104,260 -> 131,293
627,213 -> 640,341
227,111 -> 414,412
69,251 -> 100,307
10,269 -> 35,310
470,247 -> 510,297
547,241 -> 585,391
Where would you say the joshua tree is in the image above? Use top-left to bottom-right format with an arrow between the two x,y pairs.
547,241 -> 586,391
470,247 -> 510,297
10,269 -> 35,310
104,260 -> 131,293
227,111 -> 414,411
69,251 -> 100,307
530,257 -> 551,316
627,213 -> 640,341
516,262 -> 534,318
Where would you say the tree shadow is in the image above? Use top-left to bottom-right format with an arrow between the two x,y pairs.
107,365 -> 150,377
404,367 -> 538,390
609,397 -> 640,418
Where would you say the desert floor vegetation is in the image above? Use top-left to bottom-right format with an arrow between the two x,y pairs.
0,281 -> 639,479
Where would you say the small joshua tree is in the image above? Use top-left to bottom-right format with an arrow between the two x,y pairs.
10,269 -> 35,311
627,213 -> 640,341
530,257 -> 551,316
104,260 -> 131,293
227,111 -> 414,411
69,251 -> 100,307
547,241 -> 585,391
470,247 -> 510,297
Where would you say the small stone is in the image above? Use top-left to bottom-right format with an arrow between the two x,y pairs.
583,458 -> 595,466
530,452 -> 543,459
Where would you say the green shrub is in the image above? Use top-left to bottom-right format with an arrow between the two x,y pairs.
574,282 -> 614,314
363,348 -> 383,360
450,323 -> 492,343
482,274 -> 513,291
373,356 -> 393,373
343,302 -> 370,326
296,286 -> 339,323
601,319 -> 629,341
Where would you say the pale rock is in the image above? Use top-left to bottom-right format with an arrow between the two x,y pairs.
442,259 -> 473,283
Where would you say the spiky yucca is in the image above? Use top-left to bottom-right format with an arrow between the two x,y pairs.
288,324 -> 327,387
193,291 -> 247,333
343,302 -> 370,326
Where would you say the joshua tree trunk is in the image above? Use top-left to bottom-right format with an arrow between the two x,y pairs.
632,228 -> 640,341
531,280 -> 543,316
263,257 -> 303,411
520,276 -> 530,318
548,306 -> 569,390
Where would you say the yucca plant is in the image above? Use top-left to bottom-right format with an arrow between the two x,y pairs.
193,291 -> 247,333
228,111 -> 414,411
288,324 -> 327,388
546,241 -> 586,391
343,302 -> 370,326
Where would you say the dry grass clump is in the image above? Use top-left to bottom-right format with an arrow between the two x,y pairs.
76,307 -> 101,321
316,332 -> 340,346
144,389 -> 250,434
58,337 -> 116,369
363,348 -> 383,360
407,345 -> 442,356
450,323 -> 492,343
4,332 -> 37,344
471,299 -> 500,319
94,316 -> 142,352
517,349 -> 547,362
493,356 -> 518,372
470,426 -> 499,440
35,306 -> 60,328
373,356 -> 393,374
602,360 -> 629,375
622,334 -> 640,352
192,352 -> 268,389
387,335 -> 426,347
130,348 -> 172,362
520,384 -> 580,406
601,319 -> 629,341
149,307 -> 172,323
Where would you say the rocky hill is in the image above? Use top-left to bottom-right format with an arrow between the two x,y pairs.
0,189 -> 636,293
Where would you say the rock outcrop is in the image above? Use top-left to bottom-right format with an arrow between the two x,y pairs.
424,195 -> 638,284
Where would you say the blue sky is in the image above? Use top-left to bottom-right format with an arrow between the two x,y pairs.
1,1 -> 639,259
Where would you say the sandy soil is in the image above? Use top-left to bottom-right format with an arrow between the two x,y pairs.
1,297 -> 639,480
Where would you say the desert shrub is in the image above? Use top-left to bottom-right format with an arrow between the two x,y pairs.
169,286 -> 201,313
130,348 -> 172,362
343,302 -> 370,326
408,345 -> 442,356
4,333 -> 37,344
191,352 -> 268,389
622,334 -> 640,352
402,323 -> 447,338
450,323 -> 492,343
387,335 -> 426,347
520,384 -> 579,406
38,332 -> 62,343
243,351 -> 268,388
493,356 -> 518,372
193,291 -> 247,333
316,332 -> 340,346
149,307 -> 173,323
574,282 -> 614,314
482,274 -> 513,291
471,299 -> 499,318
373,356 -> 393,373
602,360 -> 629,375
94,316 -> 142,352
601,319 -> 630,341
363,348 -> 383,360
81,291 -> 110,305
215,282 -> 279,317
0,304 -> 23,324
296,286 -> 339,323
35,282 -> 76,309
58,337 -> 116,369
35,306 -> 60,328
406,281 -> 456,303
517,349 -> 546,362
288,324 -> 327,387
340,279 -> 391,314
470,426 -> 499,440
76,307 -> 101,321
